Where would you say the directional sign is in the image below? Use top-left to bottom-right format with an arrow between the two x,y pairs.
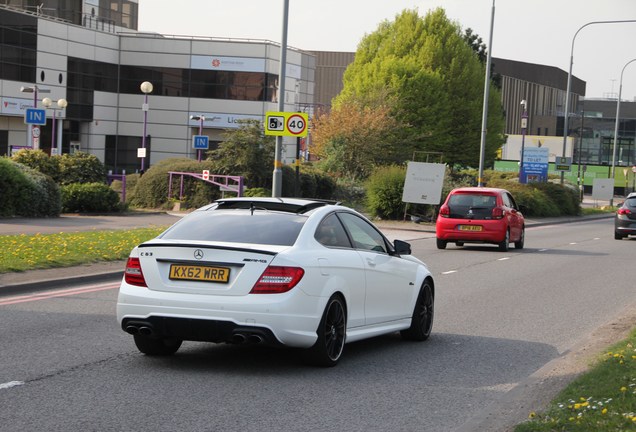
24,108 -> 46,125
265,112 -> 309,137
193,135 -> 209,150
202,170 -> 210,180
554,156 -> 572,172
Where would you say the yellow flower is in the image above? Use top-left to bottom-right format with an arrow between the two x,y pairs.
528,412 -> 536,419
602,408 -> 608,415
621,387 -> 628,393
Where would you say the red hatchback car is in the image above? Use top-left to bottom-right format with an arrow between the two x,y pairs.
436,187 -> 525,251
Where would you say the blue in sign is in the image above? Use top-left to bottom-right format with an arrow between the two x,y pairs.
193,135 -> 209,150
24,108 -> 47,125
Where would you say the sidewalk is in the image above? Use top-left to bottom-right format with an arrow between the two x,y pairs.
0,202 -> 615,295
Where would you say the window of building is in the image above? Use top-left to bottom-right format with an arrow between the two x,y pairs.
105,134 -> 150,174
0,9 -> 37,82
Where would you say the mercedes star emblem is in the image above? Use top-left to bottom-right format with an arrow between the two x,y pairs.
194,249 -> 204,260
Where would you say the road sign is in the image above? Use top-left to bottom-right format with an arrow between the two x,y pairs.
24,108 -> 46,125
193,135 -> 209,150
554,156 -> 572,172
32,126 -> 40,138
202,170 -> 210,180
265,111 -> 309,137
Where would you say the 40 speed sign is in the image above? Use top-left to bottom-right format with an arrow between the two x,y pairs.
265,111 -> 308,137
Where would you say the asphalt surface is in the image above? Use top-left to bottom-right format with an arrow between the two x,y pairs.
0,202 -> 615,295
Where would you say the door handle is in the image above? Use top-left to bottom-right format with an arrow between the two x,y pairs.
366,258 -> 376,267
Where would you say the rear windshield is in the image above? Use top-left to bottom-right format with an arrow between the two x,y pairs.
159,211 -> 307,246
448,193 -> 497,220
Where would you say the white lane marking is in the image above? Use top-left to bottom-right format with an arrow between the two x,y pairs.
570,242 -> 577,245
498,257 -> 510,261
0,381 -> 24,390
539,248 -> 548,252
442,270 -> 457,275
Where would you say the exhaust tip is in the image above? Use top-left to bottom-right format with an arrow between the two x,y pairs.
125,325 -> 139,335
248,334 -> 263,344
231,333 -> 246,344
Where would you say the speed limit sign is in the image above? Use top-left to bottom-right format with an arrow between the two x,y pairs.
286,114 -> 307,136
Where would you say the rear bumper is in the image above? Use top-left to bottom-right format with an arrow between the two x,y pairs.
436,221 -> 506,243
116,281 -> 324,348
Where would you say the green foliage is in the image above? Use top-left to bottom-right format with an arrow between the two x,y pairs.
365,165 -> 407,219
61,183 -> 122,213
57,152 -> 107,185
0,158 -> 61,217
11,149 -> 60,180
334,8 -> 505,169
207,119 -> 275,189
280,165 -> 338,199
243,187 -> 271,197
131,158 -> 222,209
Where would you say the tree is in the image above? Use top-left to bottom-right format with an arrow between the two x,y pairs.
206,119 -> 275,189
311,103 -> 398,181
334,8 -> 505,169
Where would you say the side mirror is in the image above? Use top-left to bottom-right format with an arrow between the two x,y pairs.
393,239 -> 412,255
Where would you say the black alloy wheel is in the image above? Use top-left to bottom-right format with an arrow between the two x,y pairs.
401,280 -> 434,341
303,295 -> 347,367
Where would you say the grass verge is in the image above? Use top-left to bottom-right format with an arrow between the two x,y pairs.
0,226 -> 167,273
515,329 -> 636,431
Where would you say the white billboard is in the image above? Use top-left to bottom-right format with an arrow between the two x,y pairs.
402,162 -> 446,205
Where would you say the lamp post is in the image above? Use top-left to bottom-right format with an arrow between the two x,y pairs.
190,115 -> 205,162
139,81 -> 153,172
477,0 -> 495,188
518,99 -> 528,184
42,97 -> 68,155
20,85 -> 50,149
561,19 -> 636,185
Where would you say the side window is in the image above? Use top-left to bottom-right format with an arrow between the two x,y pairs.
315,214 -> 352,248
338,212 -> 388,254
501,193 -> 511,208
504,193 -> 518,210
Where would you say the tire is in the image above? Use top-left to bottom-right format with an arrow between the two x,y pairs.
514,227 -> 525,249
615,231 -> 624,240
401,280 -> 434,341
133,335 -> 182,356
436,238 -> 447,249
498,229 -> 510,252
303,295 -> 347,367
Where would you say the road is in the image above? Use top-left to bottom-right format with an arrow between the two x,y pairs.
0,217 -> 633,432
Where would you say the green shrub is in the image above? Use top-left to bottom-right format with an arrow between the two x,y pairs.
280,165 -> 337,199
243,187 -> 270,197
11,149 -> 60,181
366,165 -> 407,219
0,158 -> 61,217
57,152 -> 107,185
131,158 -> 222,209
61,183 -> 122,213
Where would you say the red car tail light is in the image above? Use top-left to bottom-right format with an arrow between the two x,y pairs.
617,208 -> 631,215
124,257 -> 147,287
439,205 -> 450,218
250,266 -> 304,294
492,207 -> 505,220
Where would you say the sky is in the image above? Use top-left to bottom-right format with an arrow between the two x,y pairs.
138,0 -> 636,101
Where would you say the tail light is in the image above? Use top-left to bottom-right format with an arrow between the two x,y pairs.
617,208 -> 631,216
124,257 -> 147,287
438,205 -> 450,218
492,207 -> 505,220
250,266 -> 304,294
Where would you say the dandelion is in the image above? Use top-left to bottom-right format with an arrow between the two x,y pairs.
621,387 -> 628,393
528,412 -> 536,419
602,408 -> 608,415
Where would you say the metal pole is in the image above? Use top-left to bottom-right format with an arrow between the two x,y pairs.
51,109 -> 56,153
32,88 -> 37,149
197,116 -> 203,162
272,0 -> 289,197
519,100 -> 528,183
141,92 -> 148,172
477,0 -> 495,188
561,20 -> 636,185
610,58 -> 636,206
578,106 -> 584,202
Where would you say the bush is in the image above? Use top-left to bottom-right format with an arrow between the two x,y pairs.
131,158 -> 223,209
57,152 -> 107,185
61,183 -> 122,213
365,165 -> 407,219
11,149 -> 60,181
0,157 -> 61,217
281,165 -> 337,199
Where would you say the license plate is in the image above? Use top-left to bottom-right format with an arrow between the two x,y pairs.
169,264 -> 230,283
458,225 -> 482,232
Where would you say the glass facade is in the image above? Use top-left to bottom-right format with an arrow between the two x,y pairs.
0,8 -> 36,82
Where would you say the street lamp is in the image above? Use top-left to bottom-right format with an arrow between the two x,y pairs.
518,99 -> 528,183
42,97 -> 68,155
20,85 -> 50,149
477,0 -> 495,188
139,81 -> 153,172
561,19 -> 636,185
190,115 -> 205,162
611,58 -> 636,181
